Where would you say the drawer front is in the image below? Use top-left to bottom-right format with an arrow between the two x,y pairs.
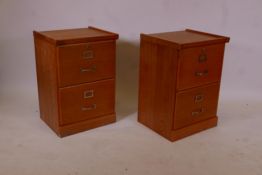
173,83 -> 220,130
59,79 -> 115,125
58,41 -> 115,87
177,44 -> 225,90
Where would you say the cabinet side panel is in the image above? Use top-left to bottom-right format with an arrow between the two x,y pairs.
138,37 -> 177,138
34,34 -> 59,134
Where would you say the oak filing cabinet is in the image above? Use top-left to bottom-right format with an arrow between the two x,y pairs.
138,29 -> 230,141
34,27 -> 118,137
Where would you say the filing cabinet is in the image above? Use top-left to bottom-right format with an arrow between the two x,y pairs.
34,27 -> 118,137
138,29 -> 230,141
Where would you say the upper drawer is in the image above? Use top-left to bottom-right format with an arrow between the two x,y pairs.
59,79 -> 115,125
58,41 -> 115,87
177,44 -> 225,90
173,83 -> 220,130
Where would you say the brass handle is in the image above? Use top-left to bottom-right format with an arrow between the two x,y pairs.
81,104 -> 96,111
195,94 -> 204,103
80,65 -> 96,73
195,70 -> 208,77
199,48 -> 207,63
82,50 -> 94,59
192,108 -> 205,116
199,54 -> 207,63
84,90 -> 94,99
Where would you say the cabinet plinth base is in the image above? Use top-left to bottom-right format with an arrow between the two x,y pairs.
170,116 -> 218,141
138,116 -> 218,142
41,114 -> 116,137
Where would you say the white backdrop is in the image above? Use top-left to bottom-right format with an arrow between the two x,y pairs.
0,0 -> 262,106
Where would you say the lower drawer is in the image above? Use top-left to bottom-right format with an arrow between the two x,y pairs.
173,83 -> 220,130
59,79 -> 115,125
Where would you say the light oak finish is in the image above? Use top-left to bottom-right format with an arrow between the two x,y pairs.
34,26 -> 118,137
138,29 -> 229,141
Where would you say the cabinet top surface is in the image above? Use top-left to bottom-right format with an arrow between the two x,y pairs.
146,29 -> 229,47
34,26 -> 118,45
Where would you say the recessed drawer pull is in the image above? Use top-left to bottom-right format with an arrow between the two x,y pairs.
195,70 -> 208,77
195,94 -> 204,102
84,90 -> 94,99
82,50 -> 94,59
80,65 -> 96,73
81,104 -> 96,111
192,108 -> 205,116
